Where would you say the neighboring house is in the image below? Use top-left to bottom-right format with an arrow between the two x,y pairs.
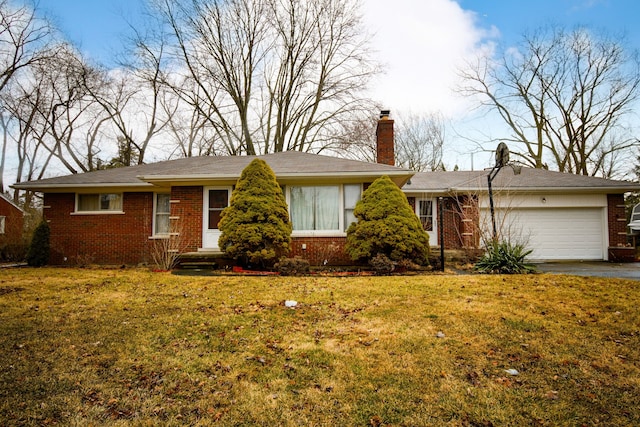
0,193 -> 25,250
12,112 -> 640,265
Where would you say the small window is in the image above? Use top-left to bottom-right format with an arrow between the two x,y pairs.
154,194 -> 171,235
344,184 -> 361,230
77,193 -> 122,212
418,199 -> 433,231
0,216 -> 5,234
207,189 -> 229,230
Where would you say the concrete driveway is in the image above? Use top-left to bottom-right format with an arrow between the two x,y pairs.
536,261 -> 640,281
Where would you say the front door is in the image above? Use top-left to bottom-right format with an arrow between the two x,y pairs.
416,198 -> 438,246
202,187 -> 231,250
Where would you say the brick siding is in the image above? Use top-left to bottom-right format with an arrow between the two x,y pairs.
44,192 -> 154,265
0,197 -> 24,247
170,186 -> 203,252
606,193 -> 635,261
607,193 -> 627,246
289,237 -> 350,265
375,118 -> 395,166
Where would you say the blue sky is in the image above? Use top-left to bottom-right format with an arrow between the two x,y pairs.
32,0 -> 640,106
24,0 -> 640,169
34,1 -> 640,63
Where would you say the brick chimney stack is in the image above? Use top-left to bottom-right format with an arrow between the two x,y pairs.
376,110 -> 394,166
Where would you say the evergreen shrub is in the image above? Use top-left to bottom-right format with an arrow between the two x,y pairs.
218,159 -> 292,269
26,221 -> 50,267
275,256 -> 310,276
346,175 -> 430,265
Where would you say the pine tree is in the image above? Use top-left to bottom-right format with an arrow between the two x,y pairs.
218,159 -> 292,268
346,175 -> 430,265
26,221 -> 50,267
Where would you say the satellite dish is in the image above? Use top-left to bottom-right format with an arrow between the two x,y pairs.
495,142 -> 509,167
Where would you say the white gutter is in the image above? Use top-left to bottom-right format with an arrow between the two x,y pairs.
11,182 -> 155,191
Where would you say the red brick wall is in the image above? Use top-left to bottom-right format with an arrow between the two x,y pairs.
170,186 -> 203,252
44,192 -> 154,265
438,195 -> 480,249
289,237 -> 350,265
0,197 -> 24,246
376,118 -> 395,166
607,193 -> 627,247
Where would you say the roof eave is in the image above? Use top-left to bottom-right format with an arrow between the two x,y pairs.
138,171 -> 414,186
11,182 -> 154,192
405,185 -> 640,194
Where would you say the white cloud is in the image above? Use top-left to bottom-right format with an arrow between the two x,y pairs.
363,0 -> 498,117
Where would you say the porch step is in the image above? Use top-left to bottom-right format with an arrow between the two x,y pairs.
180,261 -> 219,270
175,251 -> 233,270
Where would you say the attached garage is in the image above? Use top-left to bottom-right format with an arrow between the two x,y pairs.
485,206 -> 606,261
404,168 -> 639,262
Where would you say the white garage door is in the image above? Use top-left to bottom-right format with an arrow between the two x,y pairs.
492,208 -> 605,261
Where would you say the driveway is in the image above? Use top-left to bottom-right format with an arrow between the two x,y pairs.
536,261 -> 640,281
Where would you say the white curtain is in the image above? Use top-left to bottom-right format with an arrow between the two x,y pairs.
291,186 -> 339,230
291,187 -> 314,230
316,186 -> 339,230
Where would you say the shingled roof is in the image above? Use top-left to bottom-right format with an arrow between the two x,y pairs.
13,151 -> 414,191
404,167 -> 640,193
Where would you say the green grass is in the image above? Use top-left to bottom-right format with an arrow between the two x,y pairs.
0,268 -> 638,426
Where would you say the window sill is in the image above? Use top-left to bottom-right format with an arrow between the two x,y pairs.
71,211 -> 125,215
148,235 -> 170,240
291,231 -> 347,238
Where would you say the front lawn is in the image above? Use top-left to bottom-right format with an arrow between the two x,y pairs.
1,269 -> 638,426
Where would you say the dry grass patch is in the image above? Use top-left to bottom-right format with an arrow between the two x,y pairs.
0,269 -> 638,426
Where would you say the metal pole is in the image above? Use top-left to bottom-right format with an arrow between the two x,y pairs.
487,164 -> 500,242
439,197 -> 445,272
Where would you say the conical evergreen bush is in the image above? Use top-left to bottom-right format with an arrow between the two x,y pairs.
218,159 -> 292,268
346,175 -> 430,265
26,220 -> 50,267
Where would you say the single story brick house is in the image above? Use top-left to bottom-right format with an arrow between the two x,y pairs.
0,193 -> 25,249
12,112 -> 640,265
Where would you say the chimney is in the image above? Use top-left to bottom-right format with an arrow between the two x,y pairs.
376,110 -> 394,165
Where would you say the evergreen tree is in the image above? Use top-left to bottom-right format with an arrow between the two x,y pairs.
219,159 -> 292,268
346,175 -> 430,265
26,221 -> 50,267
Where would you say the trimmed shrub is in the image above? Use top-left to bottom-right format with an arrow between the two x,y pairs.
346,175 -> 430,265
275,256 -> 310,276
0,243 -> 28,262
369,253 -> 396,275
26,221 -> 50,267
218,159 -> 292,269
474,240 -> 536,274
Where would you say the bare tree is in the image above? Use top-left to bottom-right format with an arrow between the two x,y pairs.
155,0 -> 377,156
0,0 -> 53,191
35,45 -> 110,174
459,26 -> 640,177
395,112 -> 446,171
330,113 -> 378,162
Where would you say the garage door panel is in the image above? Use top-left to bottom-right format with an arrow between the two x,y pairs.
487,208 -> 604,260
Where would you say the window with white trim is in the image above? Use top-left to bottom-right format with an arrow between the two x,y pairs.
288,184 -> 362,233
76,193 -> 122,212
154,193 -> 171,235
0,216 -> 5,234
343,184 -> 361,231
290,186 -> 340,231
